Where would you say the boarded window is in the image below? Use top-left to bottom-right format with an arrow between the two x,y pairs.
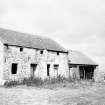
47,64 -> 50,76
20,47 -> 23,52
11,63 -> 18,74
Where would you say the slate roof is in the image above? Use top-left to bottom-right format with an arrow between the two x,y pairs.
68,50 -> 98,66
0,28 -> 67,52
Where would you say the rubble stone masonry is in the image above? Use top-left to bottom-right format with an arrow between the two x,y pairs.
3,45 -> 69,81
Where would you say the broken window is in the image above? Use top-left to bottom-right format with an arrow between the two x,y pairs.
11,63 -> 18,74
40,50 -> 43,54
20,47 -> 23,52
57,52 -> 59,55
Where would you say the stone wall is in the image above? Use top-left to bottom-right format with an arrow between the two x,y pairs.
94,67 -> 102,82
69,65 -> 99,80
0,41 -> 4,80
3,45 -> 69,81
69,66 -> 80,79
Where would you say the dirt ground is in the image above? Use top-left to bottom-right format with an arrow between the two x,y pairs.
1,82 -> 105,105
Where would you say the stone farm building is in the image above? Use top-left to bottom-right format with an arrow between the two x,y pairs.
0,28 -> 69,84
68,50 -> 98,80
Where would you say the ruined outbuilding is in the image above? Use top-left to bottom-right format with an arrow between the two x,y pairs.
0,28 -> 99,85
68,50 -> 98,80
0,28 -> 69,84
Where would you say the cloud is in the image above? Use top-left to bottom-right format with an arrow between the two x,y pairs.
0,0 -> 105,70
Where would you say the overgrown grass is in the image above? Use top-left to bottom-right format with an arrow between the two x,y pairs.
4,75 -> 71,87
4,77 -> 43,87
4,80 -> 20,88
4,75 -> 95,88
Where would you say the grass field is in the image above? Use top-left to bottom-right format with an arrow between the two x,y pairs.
1,81 -> 105,105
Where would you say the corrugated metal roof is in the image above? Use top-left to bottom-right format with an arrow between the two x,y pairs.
68,50 -> 98,66
0,28 -> 67,52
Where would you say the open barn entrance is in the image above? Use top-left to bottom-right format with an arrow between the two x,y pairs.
79,65 -> 95,80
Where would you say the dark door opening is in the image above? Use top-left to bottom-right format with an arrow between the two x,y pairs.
47,64 -> 50,76
30,64 -> 37,78
79,65 -> 95,80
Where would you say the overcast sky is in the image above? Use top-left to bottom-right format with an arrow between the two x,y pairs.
0,0 -> 105,70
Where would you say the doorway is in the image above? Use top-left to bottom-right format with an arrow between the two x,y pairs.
30,64 -> 37,78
